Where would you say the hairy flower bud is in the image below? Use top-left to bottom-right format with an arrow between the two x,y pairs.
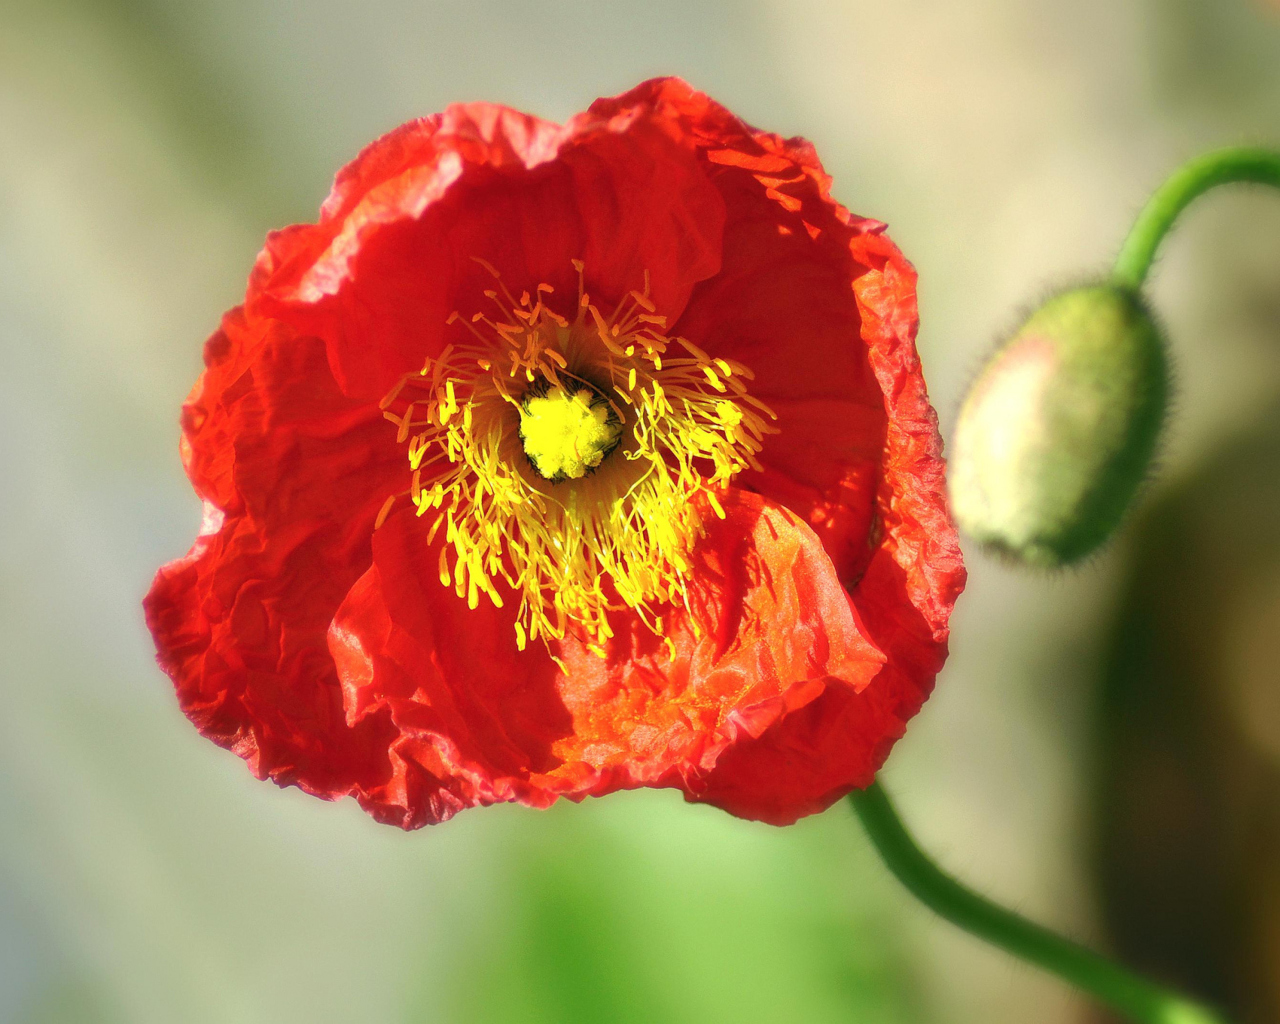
949,284 -> 1168,567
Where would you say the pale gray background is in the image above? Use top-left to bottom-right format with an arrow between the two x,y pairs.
2,1 -> 1278,1021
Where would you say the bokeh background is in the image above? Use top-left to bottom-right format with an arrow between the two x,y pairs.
2,1 -> 1279,1021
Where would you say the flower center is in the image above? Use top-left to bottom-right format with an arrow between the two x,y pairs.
518,382 -> 621,481
377,259 -> 776,658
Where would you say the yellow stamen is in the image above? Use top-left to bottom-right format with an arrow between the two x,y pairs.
378,261 -> 778,653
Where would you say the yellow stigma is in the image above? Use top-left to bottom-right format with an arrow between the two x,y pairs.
519,384 -> 621,481
377,259 -> 777,656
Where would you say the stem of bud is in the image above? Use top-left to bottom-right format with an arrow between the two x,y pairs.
1112,148 -> 1280,292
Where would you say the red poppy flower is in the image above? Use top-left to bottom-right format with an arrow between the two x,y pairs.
145,77 -> 965,829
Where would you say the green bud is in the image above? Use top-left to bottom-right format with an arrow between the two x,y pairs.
949,284 -> 1168,567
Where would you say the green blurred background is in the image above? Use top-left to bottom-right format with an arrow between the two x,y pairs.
2,1 -> 1279,1021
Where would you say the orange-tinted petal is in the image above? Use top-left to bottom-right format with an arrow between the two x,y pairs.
583,80 -> 965,817
327,489 -> 886,825
690,230 -> 965,822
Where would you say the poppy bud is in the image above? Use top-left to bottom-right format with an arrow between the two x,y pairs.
949,284 -> 1168,567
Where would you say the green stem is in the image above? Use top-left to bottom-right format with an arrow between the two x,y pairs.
850,782 -> 1228,1024
1112,147 -> 1280,291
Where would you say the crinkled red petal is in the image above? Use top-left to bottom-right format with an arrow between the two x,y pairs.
144,309 -> 428,824
326,488 -> 886,826
586,79 -> 965,820
694,227 -> 966,822
247,97 -> 726,403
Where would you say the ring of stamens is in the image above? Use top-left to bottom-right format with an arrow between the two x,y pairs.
377,258 -> 777,658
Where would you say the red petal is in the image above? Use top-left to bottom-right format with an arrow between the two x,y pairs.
327,489 -> 886,826
247,92 -> 725,402
690,229 -> 965,819
583,79 -> 966,817
144,309 -> 421,824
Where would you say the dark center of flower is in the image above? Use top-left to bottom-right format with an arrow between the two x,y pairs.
517,377 -> 622,482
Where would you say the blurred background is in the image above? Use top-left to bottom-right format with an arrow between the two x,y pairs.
2,0 -> 1279,1021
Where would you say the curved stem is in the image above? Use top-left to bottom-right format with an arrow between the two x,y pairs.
850,782 -> 1228,1024
1112,147 -> 1280,291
